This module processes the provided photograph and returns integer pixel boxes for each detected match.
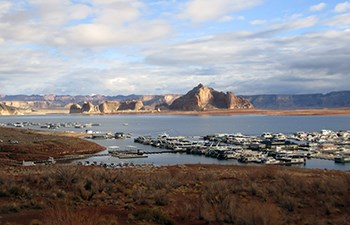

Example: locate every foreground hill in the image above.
[169,84,253,111]
[0,164,349,225]
[0,127,105,165]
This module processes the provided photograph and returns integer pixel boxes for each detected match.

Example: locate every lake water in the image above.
[1,114,350,170]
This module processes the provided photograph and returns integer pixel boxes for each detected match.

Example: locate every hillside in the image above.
[0,164,349,225]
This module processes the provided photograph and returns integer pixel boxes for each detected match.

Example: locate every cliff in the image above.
[169,84,254,111]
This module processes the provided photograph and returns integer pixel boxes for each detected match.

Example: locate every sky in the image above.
[0,0,350,96]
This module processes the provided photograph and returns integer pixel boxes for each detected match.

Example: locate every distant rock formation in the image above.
[3,89,350,111]
[99,101,120,113]
[118,100,144,111]
[69,100,144,114]
[69,102,99,114]
[69,104,82,114]
[169,84,254,111]
[243,91,350,109]
[81,102,100,113]
[0,103,24,115]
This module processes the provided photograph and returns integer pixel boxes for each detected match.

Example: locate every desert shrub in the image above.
[175,200,194,221]
[131,187,149,205]
[200,180,236,222]
[133,208,175,225]
[8,185,32,199]
[54,166,81,187]
[0,203,20,213]
[279,194,297,212]
[154,190,169,206]
[311,178,328,194]
[76,181,96,201]
[0,187,10,197]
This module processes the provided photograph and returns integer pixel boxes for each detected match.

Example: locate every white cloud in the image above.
[309,3,326,12]
[0,1,349,95]
[144,15,350,94]
[334,1,350,13]
[179,0,262,23]
[326,13,350,26]
[250,20,266,25]
[0,0,171,48]
[67,20,170,47]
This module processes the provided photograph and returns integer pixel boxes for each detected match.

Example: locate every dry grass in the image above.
[0,164,349,225]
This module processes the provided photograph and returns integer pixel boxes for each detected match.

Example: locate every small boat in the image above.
[108,146,120,153]
[334,156,350,163]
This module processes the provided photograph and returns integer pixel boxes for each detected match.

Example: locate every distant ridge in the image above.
[242,91,350,110]
[1,90,350,110]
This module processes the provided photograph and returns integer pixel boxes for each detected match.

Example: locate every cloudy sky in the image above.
[0,0,350,95]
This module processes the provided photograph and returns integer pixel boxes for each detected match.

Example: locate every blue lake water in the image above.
[1,114,350,170]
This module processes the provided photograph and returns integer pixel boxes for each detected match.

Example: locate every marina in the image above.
[134,129,350,165]
[1,114,350,170]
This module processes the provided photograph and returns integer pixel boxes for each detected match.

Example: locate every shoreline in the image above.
[20,108,350,116]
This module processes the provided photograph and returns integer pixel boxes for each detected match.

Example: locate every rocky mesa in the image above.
[69,100,144,114]
[169,84,254,111]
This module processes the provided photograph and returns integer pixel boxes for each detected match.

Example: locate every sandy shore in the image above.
[24,108,350,116]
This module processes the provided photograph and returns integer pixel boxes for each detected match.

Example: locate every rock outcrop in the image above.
[69,104,83,114]
[0,103,24,115]
[69,100,144,114]
[169,84,254,111]
[118,101,144,111]
[81,102,100,113]
[98,101,120,113]
[69,102,99,114]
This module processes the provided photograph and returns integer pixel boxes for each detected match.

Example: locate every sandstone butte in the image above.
[169,83,254,111]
